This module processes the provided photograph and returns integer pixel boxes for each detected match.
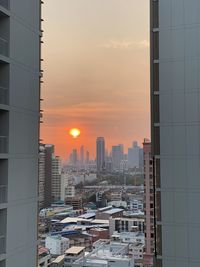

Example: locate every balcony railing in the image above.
[0,235,5,255]
[0,87,8,105]
[0,37,8,57]
[0,0,9,9]
[0,185,7,204]
[0,136,7,153]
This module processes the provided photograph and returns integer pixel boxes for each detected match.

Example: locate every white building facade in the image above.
[45,235,69,256]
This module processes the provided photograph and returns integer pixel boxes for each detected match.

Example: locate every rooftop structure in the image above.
[72,240,134,267]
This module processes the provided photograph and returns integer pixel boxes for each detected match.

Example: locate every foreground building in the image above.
[151,1,200,266]
[143,140,153,267]
[0,1,41,267]
[73,240,134,267]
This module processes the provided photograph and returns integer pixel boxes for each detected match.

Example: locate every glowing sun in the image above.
[69,128,81,138]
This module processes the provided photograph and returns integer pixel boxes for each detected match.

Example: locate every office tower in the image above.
[80,145,84,164]
[143,139,153,267]
[51,155,62,202]
[44,144,54,208]
[127,141,140,169]
[86,150,89,164]
[0,1,41,266]
[96,137,105,174]
[112,144,123,170]
[151,1,200,266]
[39,145,45,210]
[71,149,78,166]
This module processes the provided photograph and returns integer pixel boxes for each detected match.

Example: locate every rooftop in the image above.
[52,255,65,263]
[65,246,85,255]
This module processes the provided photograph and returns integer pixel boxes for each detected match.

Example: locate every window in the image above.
[152,0,159,28]
[153,32,159,60]
[153,94,159,123]
[153,63,159,91]
[154,126,160,155]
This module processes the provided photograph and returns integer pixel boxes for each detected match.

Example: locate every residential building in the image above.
[38,247,51,267]
[150,1,200,266]
[143,139,154,267]
[39,144,46,209]
[109,217,145,235]
[64,247,85,267]
[96,137,105,174]
[45,235,69,256]
[0,1,40,266]
[52,155,62,202]
[44,144,55,207]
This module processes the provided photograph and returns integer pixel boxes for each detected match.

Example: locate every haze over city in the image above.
[41,0,150,158]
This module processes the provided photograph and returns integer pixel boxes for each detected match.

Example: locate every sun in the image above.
[69,128,81,138]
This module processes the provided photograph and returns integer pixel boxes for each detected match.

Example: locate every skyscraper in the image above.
[86,150,90,164]
[96,137,105,174]
[143,139,153,267]
[44,144,54,208]
[112,144,123,171]
[127,141,140,169]
[151,1,200,266]
[0,1,41,266]
[51,155,62,202]
[80,145,84,164]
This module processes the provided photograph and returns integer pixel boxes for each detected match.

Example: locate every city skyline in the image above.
[40,0,150,158]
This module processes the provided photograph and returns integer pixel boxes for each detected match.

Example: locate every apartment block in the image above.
[0,1,41,266]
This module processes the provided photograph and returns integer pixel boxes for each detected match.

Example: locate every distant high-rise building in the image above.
[71,149,78,166]
[128,141,140,169]
[112,145,124,170]
[44,144,54,207]
[86,150,90,164]
[96,137,105,174]
[150,1,200,266]
[0,1,41,266]
[39,145,46,209]
[143,139,153,267]
[80,145,84,164]
[51,155,62,202]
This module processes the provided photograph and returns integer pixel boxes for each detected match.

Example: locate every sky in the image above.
[41,0,150,159]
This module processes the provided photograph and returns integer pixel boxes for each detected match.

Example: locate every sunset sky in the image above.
[41,0,150,159]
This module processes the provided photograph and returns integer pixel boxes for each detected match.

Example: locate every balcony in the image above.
[0,186,7,204]
[0,0,9,10]
[0,235,5,256]
[0,87,7,105]
[0,38,8,57]
[0,136,7,154]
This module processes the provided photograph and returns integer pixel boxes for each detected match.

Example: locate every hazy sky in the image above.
[41,0,150,159]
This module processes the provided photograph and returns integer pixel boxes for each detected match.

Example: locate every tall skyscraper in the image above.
[80,145,84,164]
[127,141,140,169]
[39,144,46,209]
[143,139,153,267]
[51,155,62,202]
[112,144,123,170]
[0,1,41,266]
[86,150,90,164]
[44,144,54,208]
[71,149,78,166]
[151,1,200,266]
[96,137,105,174]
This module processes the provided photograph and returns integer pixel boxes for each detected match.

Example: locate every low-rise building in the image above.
[96,206,124,220]
[38,246,51,267]
[64,246,85,267]
[72,240,134,267]
[45,235,69,256]
[109,217,144,235]
[51,255,65,267]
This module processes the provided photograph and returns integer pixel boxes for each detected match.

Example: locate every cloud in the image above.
[99,39,149,49]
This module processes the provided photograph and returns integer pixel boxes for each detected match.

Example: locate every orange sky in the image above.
[41,0,150,159]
